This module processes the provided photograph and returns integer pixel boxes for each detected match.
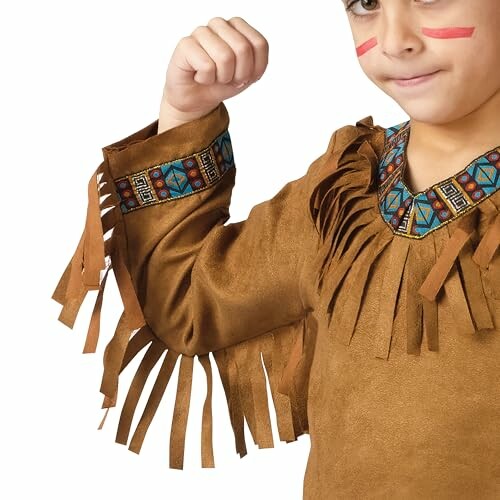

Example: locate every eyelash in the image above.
[345,0,434,19]
[345,0,375,19]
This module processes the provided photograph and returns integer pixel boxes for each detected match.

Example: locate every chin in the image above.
[382,89,445,119]
[401,106,460,126]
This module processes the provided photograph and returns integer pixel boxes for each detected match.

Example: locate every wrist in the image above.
[158,100,218,134]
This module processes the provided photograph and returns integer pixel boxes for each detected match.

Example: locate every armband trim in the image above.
[113,129,234,214]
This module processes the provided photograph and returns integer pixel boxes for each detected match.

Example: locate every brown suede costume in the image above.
[52,102,500,498]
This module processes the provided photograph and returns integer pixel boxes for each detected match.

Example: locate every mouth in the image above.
[389,70,441,87]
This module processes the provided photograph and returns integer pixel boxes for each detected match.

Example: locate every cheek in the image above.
[356,37,377,57]
[421,27,475,39]
[355,26,476,58]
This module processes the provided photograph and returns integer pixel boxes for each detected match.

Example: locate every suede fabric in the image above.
[53,102,499,498]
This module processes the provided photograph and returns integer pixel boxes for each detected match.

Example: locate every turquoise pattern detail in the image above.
[114,129,234,214]
[377,120,500,238]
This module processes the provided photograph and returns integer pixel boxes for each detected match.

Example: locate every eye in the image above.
[345,0,437,20]
[345,0,378,19]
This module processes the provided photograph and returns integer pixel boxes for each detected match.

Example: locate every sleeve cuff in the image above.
[101,102,234,214]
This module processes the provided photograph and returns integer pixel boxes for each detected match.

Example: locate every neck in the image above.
[407,86,500,157]
[404,88,500,193]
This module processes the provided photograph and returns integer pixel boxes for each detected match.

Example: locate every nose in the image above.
[378,7,423,57]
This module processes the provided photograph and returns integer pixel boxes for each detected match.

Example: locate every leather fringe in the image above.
[308,117,499,360]
[53,159,311,468]
[373,237,411,359]
[334,230,393,347]
[418,206,497,333]
[100,319,311,469]
[309,120,392,350]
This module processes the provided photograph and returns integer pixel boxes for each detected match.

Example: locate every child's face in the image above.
[343,0,500,124]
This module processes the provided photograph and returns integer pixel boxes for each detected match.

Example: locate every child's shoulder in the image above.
[305,115,387,185]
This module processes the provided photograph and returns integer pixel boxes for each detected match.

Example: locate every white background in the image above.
[2,1,407,499]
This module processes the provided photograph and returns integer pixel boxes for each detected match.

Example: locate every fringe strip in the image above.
[53,159,311,468]
[97,319,311,469]
[308,119,499,360]
[418,206,498,332]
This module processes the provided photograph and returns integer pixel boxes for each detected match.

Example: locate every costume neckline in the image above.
[376,120,500,239]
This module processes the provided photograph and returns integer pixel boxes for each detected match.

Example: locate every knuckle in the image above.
[228,16,244,23]
[232,41,252,58]
[218,50,235,65]
[191,25,208,35]
[208,16,226,25]
[201,59,216,71]
[255,37,269,51]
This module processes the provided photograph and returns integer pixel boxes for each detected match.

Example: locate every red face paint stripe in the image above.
[421,27,475,39]
[356,37,377,57]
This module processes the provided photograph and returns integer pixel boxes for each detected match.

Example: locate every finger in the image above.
[174,36,217,85]
[190,25,236,84]
[226,17,269,80]
[207,17,256,85]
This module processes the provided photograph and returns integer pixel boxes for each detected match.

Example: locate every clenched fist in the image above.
[158,17,269,133]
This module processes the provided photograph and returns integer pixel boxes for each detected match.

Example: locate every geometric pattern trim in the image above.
[377,120,500,238]
[113,129,234,214]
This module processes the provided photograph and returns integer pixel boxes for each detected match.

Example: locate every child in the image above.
[52,5,500,499]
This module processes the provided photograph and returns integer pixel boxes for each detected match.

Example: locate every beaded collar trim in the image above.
[377,120,500,239]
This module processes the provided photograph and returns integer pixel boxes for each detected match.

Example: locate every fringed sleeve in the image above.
[52,101,328,468]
